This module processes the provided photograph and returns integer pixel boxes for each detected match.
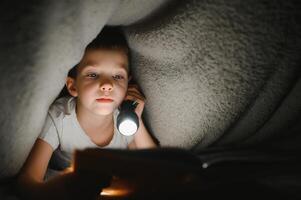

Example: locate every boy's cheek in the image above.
[123,91,128,100]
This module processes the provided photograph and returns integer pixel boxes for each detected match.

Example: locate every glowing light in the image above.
[63,166,74,173]
[100,188,131,197]
[100,177,134,197]
[118,119,138,136]
[202,163,209,169]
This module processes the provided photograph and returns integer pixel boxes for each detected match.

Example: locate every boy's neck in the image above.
[75,102,114,131]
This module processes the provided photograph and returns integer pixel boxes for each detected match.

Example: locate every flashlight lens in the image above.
[119,119,138,136]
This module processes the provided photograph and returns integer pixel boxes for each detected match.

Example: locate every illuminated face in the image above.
[69,49,129,116]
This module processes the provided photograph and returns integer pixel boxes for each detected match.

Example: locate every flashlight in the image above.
[117,100,139,136]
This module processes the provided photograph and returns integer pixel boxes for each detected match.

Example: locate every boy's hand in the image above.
[124,84,146,119]
[45,171,111,200]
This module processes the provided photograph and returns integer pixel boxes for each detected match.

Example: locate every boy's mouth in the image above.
[97,98,114,103]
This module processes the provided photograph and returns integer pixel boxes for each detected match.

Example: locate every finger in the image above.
[124,95,145,105]
[127,91,146,100]
[127,86,146,98]
[125,95,144,103]
[127,91,145,99]
[127,87,142,94]
[128,84,140,89]
[126,91,145,100]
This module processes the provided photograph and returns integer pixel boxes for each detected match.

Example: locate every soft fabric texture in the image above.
[0,0,301,182]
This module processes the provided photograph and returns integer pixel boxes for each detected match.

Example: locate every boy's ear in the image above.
[66,77,78,97]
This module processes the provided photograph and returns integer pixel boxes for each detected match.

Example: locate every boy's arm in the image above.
[18,139,53,183]
[128,119,157,149]
[17,139,110,200]
[17,138,54,199]
[125,84,158,149]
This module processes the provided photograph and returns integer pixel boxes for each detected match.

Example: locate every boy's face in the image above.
[67,49,130,116]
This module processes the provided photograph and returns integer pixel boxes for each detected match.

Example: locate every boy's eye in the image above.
[86,73,98,78]
[113,75,124,80]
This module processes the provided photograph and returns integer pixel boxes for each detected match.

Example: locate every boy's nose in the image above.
[100,81,113,91]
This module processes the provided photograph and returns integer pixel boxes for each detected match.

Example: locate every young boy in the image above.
[17,26,157,199]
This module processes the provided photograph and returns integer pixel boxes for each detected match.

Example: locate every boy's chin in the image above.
[93,107,115,116]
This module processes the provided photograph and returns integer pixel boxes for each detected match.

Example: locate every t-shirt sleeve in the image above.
[38,113,60,150]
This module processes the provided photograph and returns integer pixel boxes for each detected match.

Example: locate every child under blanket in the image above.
[17,26,157,200]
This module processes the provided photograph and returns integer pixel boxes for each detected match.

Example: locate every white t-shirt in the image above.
[39,96,134,169]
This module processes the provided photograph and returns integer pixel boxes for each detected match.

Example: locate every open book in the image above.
[73,147,202,176]
[71,147,301,199]
[72,148,203,199]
